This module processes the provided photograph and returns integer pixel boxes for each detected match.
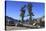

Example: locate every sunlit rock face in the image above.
[41,16,45,21]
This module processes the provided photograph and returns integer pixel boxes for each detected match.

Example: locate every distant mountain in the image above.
[5,16,19,23]
[36,16,45,21]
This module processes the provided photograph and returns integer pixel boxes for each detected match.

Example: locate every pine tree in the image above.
[27,3,34,24]
[20,5,26,23]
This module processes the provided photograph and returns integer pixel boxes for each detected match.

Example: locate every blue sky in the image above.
[6,1,45,20]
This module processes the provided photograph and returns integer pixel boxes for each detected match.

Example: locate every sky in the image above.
[6,1,45,20]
